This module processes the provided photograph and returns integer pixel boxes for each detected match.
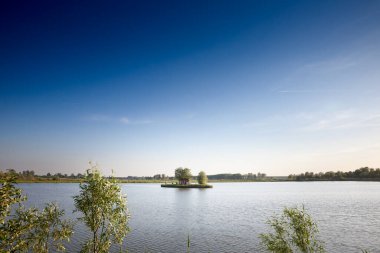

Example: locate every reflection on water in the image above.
[20,182,380,253]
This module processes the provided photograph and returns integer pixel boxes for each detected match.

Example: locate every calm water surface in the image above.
[20,182,380,253]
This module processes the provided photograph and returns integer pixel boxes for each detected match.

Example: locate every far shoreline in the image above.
[14,178,380,184]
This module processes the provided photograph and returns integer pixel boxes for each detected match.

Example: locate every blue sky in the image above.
[1,1,380,176]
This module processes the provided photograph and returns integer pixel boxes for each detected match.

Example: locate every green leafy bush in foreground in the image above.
[260,206,325,253]
[73,164,130,253]
[0,175,73,252]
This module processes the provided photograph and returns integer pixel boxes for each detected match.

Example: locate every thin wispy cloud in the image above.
[277,89,341,94]
[135,120,153,124]
[300,57,358,74]
[120,117,130,125]
[184,113,197,120]
[86,115,153,125]
[120,117,153,125]
[89,113,194,126]
[305,143,380,158]
[86,114,111,122]
[301,110,380,132]
[243,110,380,133]
[272,53,363,94]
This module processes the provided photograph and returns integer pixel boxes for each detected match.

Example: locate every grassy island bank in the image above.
[161,184,213,188]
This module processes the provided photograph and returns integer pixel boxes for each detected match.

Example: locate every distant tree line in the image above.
[0,169,85,181]
[1,169,268,182]
[0,169,36,180]
[116,175,172,181]
[288,167,380,181]
[153,174,168,180]
[207,172,266,180]
[117,172,267,181]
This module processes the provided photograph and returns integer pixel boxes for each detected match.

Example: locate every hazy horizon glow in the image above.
[1,1,380,176]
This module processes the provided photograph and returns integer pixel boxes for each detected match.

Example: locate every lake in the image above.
[20,182,380,253]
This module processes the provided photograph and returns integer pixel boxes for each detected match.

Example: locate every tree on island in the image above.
[197,171,208,185]
[175,167,192,185]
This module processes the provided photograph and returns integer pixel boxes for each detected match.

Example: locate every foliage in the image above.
[288,167,380,181]
[197,171,208,185]
[260,206,325,253]
[0,169,86,182]
[175,168,192,183]
[0,176,73,253]
[0,175,35,252]
[0,174,23,224]
[0,204,36,252]
[29,203,74,252]
[207,173,266,180]
[207,173,244,180]
[73,164,130,253]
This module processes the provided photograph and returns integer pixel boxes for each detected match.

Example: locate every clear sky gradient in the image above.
[1,1,380,176]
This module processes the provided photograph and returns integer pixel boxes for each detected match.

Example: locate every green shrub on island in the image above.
[197,171,208,185]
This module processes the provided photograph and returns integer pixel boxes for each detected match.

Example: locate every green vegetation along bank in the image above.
[2,167,380,184]
[288,167,380,181]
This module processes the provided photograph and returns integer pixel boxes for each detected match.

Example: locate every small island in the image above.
[161,168,213,188]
